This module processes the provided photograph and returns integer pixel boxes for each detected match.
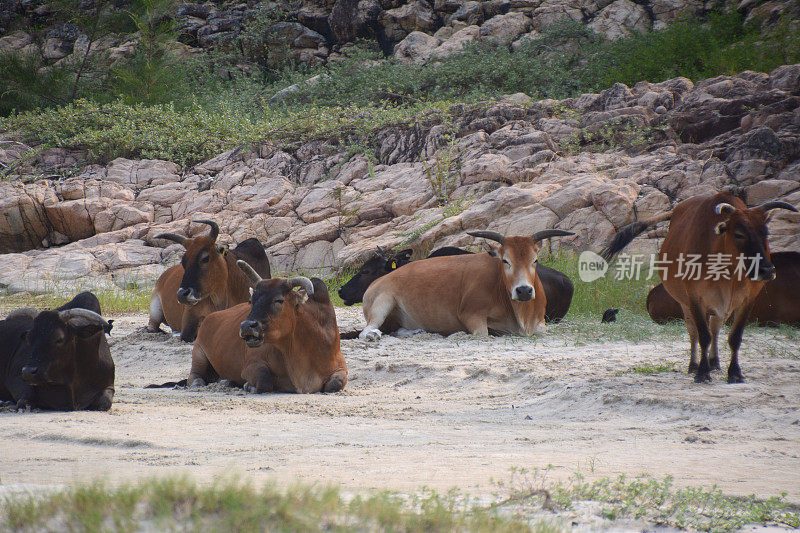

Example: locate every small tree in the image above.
[111,0,183,104]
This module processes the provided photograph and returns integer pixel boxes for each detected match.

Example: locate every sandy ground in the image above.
[1,307,799,503]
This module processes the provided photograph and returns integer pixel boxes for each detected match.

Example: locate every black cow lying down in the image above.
[0,292,115,411]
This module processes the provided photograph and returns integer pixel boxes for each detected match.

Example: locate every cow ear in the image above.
[485,243,499,257]
[714,221,727,235]
[385,260,397,272]
[217,245,228,256]
[75,324,104,339]
[249,287,254,297]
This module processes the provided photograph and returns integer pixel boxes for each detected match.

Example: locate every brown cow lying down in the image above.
[359,229,573,340]
[647,251,800,327]
[0,292,114,411]
[187,262,346,393]
[149,220,270,342]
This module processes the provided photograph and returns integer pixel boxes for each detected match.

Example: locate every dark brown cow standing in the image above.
[0,292,115,411]
[188,262,346,393]
[149,220,270,342]
[647,251,800,327]
[602,192,797,383]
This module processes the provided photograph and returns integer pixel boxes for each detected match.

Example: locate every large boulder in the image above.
[588,0,650,39]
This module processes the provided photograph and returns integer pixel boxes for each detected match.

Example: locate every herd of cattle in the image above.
[0,192,797,411]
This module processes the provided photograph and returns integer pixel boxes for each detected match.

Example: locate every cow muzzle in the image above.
[755,264,776,282]
[21,365,43,384]
[513,285,534,302]
[176,287,201,306]
[239,320,264,347]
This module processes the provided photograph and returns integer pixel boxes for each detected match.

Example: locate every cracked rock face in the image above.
[2,65,800,292]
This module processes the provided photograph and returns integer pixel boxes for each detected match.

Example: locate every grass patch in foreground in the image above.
[0,287,152,316]
[2,476,534,532]
[4,472,799,532]
[501,468,800,532]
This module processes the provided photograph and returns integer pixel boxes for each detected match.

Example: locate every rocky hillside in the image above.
[1,64,799,292]
[1,0,796,73]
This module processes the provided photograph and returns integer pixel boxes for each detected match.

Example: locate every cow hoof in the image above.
[396,328,424,338]
[323,376,345,393]
[687,362,698,374]
[710,357,721,370]
[727,374,744,384]
[189,378,206,389]
[359,328,382,342]
[171,332,181,338]
[218,379,234,388]
[243,382,255,393]
[694,372,712,383]
[16,399,31,411]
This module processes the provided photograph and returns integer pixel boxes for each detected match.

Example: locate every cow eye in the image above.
[502,259,510,266]
[201,255,210,263]
[54,337,65,345]
[274,299,284,305]
[734,232,746,240]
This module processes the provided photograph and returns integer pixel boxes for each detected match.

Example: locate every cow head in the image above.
[155,220,229,306]
[713,199,797,282]
[20,308,111,386]
[468,229,574,302]
[337,247,413,306]
[236,260,315,348]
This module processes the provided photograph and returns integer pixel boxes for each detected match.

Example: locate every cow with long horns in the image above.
[0,292,115,411]
[188,261,346,393]
[149,220,270,342]
[601,192,797,383]
[359,229,574,340]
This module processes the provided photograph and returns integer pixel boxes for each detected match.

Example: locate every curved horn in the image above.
[193,219,219,243]
[758,201,798,213]
[467,230,505,244]
[6,307,38,320]
[532,229,575,242]
[58,308,111,329]
[237,260,263,285]
[288,276,314,295]
[715,203,736,216]
[154,232,187,246]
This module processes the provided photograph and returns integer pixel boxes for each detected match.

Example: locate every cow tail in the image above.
[145,379,188,389]
[600,211,672,261]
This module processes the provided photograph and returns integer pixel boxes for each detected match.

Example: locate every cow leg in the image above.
[322,370,347,393]
[180,310,201,343]
[681,305,699,373]
[242,363,274,393]
[360,293,395,342]
[726,304,753,384]
[188,344,214,388]
[708,312,723,371]
[88,388,115,411]
[689,303,712,383]
[459,313,489,336]
[147,293,165,333]
[8,379,35,410]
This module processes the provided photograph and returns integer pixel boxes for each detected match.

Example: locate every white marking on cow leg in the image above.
[396,328,424,338]
[361,292,394,342]
[532,321,547,335]
[360,328,382,341]
[148,294,164,332]
[189,378,206,389]
[172,332,181,338]
[243,382,256,393]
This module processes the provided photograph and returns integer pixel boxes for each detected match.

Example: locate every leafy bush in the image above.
[0,98,456,167]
